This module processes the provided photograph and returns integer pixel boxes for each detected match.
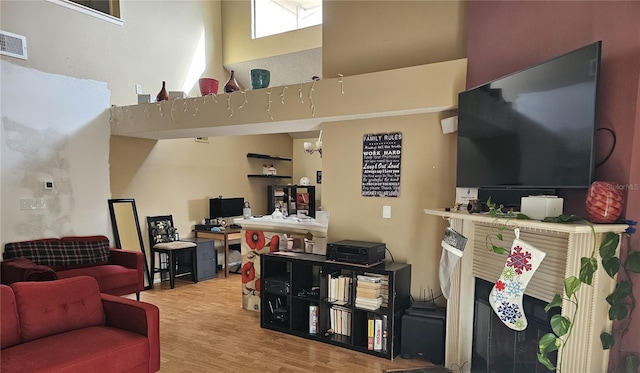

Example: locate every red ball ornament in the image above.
[585,181,624,223]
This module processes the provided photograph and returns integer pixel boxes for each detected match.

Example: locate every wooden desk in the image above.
[193,229,241,277]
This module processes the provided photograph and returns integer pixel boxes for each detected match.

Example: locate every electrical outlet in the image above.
[135,84,143,94]
[383,205,391,219]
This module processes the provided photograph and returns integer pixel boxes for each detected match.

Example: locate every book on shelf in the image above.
[364,272,389,307]
[328,271,338,302]
[381,314,388,353]
[374,314,383,351]
[357,274,382,283]
[328,272,351,306]
[367,313,375,350]
[309,305,318,334]
[337,276,345,303]
[330,305,351,337]
[355,297,382,311]
[356,287,381,298]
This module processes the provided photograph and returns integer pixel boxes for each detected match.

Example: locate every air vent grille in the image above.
[0,30,27,60]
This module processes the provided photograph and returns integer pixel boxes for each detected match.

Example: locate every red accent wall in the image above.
[466,1,640,369]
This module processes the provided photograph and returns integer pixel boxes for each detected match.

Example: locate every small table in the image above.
[152,241,198,289]
[193,228,242,277]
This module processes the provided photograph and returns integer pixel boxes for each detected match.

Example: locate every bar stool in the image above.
[147,215,197,289]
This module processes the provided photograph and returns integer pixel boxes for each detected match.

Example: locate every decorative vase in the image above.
[224,70,240,93]
[156,81,169,102]
[250,69,270,89]
[585,181,624,223]
[198,78,219,96]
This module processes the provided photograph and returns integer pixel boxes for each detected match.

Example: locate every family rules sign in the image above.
[362,132,402,197]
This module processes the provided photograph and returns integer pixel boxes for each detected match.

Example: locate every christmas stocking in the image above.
[439,227,467,300]
[489,236,546,331]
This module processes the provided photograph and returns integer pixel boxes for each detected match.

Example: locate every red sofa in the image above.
[1,276,160,373]
[2,235,144,299]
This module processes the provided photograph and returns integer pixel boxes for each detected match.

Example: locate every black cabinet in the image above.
[260,252,411,359]
[267,185,316,218]
[180,238,217,281]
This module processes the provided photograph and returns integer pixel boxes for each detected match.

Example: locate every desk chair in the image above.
[147,215,197,289]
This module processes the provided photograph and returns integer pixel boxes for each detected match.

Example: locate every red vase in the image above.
[198,78,219,96]
[585,181,624,223]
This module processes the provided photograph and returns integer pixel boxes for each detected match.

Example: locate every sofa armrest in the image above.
[109,248,143,269]
[101,293,160,373]
[109,249,145,291]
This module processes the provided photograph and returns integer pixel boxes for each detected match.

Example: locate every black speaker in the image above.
[400,307,446,365]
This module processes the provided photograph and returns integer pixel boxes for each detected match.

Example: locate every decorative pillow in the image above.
[59,236,110,266]
[3,239,61,265]
[3,237,110,268]
[150,220,176,245]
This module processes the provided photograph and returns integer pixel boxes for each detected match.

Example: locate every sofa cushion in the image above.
[0,326,150,373]
[56,265,139,293]
[0,285,21,349]
[11,276,105,342]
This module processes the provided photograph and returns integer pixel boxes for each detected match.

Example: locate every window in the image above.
[46,0,122,24]
[252,0,322,39]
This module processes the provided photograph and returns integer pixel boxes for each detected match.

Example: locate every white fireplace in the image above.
[424,209,628,373]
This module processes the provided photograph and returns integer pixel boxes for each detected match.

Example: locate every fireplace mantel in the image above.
[424,209,628,373]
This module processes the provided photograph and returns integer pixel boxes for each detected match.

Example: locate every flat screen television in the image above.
[210,197,244,219]
[456,41,602,194]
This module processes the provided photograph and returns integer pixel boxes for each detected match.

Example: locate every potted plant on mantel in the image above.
[484,200,639,373]
[536,216,638,373]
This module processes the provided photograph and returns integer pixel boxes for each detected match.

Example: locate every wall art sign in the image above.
[362,132,402,197]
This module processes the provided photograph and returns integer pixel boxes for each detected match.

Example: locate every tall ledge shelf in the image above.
[109,59,467,140]
[423,209,628,373]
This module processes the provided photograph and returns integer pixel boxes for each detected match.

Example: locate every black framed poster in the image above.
[362,132,402,197]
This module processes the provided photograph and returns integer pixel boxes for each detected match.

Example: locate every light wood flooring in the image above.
[130,274,438,373]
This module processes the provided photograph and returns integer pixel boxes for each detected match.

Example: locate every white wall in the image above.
[1,60,112,245]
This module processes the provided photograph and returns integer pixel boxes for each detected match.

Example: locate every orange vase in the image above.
[585,181,624,223]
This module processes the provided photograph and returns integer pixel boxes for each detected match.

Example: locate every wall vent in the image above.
[0,30,28,60]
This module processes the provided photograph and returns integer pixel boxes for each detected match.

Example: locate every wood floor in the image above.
[130,274,438,373]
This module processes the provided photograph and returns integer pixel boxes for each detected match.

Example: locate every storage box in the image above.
[520,196,563,220]
[262,165,277,175]
[169,91,187,100]
[138,94,152,104]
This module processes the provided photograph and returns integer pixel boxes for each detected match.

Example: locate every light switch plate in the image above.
[383,205,391,219]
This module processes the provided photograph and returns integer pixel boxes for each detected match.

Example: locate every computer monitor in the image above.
[209,197,244,219]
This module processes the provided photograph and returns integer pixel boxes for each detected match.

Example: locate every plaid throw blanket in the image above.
[3,236,110,267]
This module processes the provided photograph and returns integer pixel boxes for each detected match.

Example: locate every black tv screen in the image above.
[210,197,244,219]
[456,41,601,189]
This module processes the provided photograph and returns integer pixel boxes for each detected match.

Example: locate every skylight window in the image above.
[252,0,322,39]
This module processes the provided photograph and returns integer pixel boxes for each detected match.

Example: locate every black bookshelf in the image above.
[260,252,411,360]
